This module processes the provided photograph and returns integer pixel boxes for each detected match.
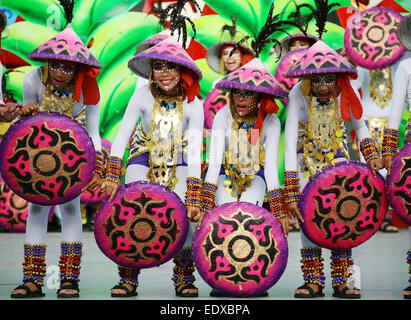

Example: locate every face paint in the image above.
[151,59,181,95]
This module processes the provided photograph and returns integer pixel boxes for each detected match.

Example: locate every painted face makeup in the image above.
[310,73,338,101]
[232,88,260,117]
[222,46,242,73]
[151,59,181,95]
[48,60,77,87]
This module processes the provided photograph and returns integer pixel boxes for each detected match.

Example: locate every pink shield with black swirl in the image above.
[344,7,406,70]
[94,181,188,269]
[299,161,388,249]
[0,112,96,206]
[387,143,411,226]
[203,88,229,129]
[193,202,288,297]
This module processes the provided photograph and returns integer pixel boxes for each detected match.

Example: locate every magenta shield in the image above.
[203,88,229,129]
[299,161,388,249]
[94,181,189,269]
[386,143,411,226]
[193,202,288,297]
[0,112,96,206]
[344,7,406,69]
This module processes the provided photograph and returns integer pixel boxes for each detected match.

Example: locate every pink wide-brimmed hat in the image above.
[28,24,102,69]
[135,29,172,55]
[206,40,255,74]
[216,58,286,100]
[286,40,357,78]
[128,37,202,81]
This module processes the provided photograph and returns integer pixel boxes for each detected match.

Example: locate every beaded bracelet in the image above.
[95,151,105,178]
[381,128,399,157]
[267,188,287,219]
[283,170,300,203]
[104,156,123,185]
[201,181,218,214]
[185,177,203,208]
[359,138,380,163]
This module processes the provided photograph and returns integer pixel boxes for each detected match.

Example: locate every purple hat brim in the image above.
[128,52,203,81]
[206,41,255,74]
[216,80,287,100]
[28,52,102,69]
[286,68,357,78]
[397,14,411,51]
[277,33,318,57]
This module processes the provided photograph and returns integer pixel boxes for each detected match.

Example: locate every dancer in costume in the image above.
[381,14,411,299]
[10,0,103,298]
[0,11,19,127]
[283,0,384,299]
[101,36,204,298]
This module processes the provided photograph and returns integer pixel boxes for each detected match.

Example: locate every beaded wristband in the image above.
[359,137,380,163]
[283,170,300,203]
[185,177,202,208]
[95,151,105,178]
[104,156,123,185]
[201,181,218,214]
[381,128,399,157]
[267,188,287,219]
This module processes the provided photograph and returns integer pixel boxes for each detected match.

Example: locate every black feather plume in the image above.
[58,0,75,26]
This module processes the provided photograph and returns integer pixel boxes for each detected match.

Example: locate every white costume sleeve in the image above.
[185,97,204,179]
[284,84,304,172]
[22,68,41,106]
[351,67,366,91]
[348,84,371,143]
[109,86,143,158]
[387,58,411,129]
[263,115,281,190]
[204,107,227,185]
[85,103,102,152]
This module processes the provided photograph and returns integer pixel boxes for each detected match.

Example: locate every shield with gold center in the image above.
[193,202,288,297]
[0,112,95,205]
[386,143,411,226]
[94,181,188,268]
[299,161,387,249]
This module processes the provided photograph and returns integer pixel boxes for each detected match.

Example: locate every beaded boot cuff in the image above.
[172,248,196,287]
[330,248,354,288]
[59,242,82,283]
[300,247,325,288]
[22,243,47,287]
[185,177,202,208]
[118,266,141,287]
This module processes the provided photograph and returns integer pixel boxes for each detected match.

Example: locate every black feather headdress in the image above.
[58,0,75,27]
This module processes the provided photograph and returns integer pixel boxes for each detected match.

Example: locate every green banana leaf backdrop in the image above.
[1,0,410,186]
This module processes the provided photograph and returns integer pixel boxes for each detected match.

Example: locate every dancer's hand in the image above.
[287,201,304,223]
[82,173,102,192]
[368,158,384,177]
[382,155,394,176]
[19,102,38,117]
[278,216,290,238]
[195,211,208,230]
[186,205,201,222]
[101,180,119,202]
[0,104,20,122]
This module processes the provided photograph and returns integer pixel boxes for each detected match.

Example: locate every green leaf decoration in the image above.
[3,66,36,103]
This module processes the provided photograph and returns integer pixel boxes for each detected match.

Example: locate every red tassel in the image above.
[180,69,200,103]
[253,94,279,144]
[338,74,362,121]
[74,65,100,105]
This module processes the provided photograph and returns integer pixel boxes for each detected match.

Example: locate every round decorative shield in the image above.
[386,143,411,226]
[274,48,307,95]
[80,138,111,205]
[344,7,406,69]
[0,176,55,232]
[0,112,96,206]
[299,161,388,249]
[193,202,288,297]
[203,88,229,129]
[94,181,189,269]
